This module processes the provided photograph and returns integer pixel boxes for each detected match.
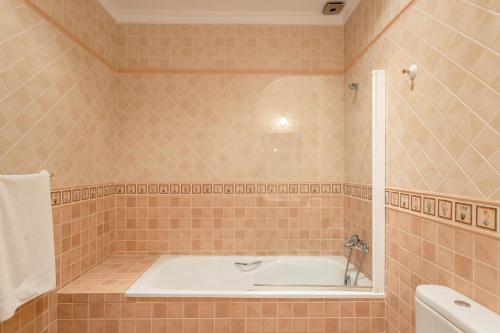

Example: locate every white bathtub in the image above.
[126,256,381,298]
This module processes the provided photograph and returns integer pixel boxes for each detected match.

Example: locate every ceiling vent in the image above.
[323,1,345,15]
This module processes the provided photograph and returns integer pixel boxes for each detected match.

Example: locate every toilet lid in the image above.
[416,285,500,333]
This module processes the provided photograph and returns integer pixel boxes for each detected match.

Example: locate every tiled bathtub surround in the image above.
[0,292,57,333]
[58,255,158,294]
[344,195,373,280]
[52,192,116,287]
[56,255,386,333]
[56,295,385,333]
[385,208,500,331]
[113,183,345,256]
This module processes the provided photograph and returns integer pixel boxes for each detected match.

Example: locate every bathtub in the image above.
[126,256,381,298]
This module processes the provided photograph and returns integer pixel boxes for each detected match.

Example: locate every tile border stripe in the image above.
[385,188,499,234]
[49,182,499,234]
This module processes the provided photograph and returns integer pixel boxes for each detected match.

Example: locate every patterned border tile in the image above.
[437,199,452,220]
[112,182,344,196]
[50,184,115,206]
[476,205,497,231]
[390,192,399,207]
[455,202,472,225]
[386,188,499,234]
[344,183,372,201]
[50,182,498,236]
[411,195,422,212]
[400,193,409,209]
[423,197,436,216]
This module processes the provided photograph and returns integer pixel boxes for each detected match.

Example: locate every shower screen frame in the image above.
[371,70,386,293]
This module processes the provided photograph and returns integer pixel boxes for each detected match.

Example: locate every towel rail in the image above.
[2,171,54,177]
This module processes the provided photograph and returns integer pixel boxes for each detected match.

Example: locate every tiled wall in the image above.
[385,208,499,331]
[0,292,57,333]
[344,60,372,186]
[344,0,413,67]
[343,55,373,279]
[52,193,116,287]
[0,189,116,333]
[0,1,116,331]
[344,195,373,280]
[342,53,373,280]
[114,74,345,182]
[346,0,500,200]
[114,24,344,73]
[25,0,117,67]
[113,183,345,256]
[4,1,499,333]
[0,0,116,189]
[56,294,386,333]
[344,0,500,330]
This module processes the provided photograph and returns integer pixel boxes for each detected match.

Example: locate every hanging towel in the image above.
[0,170,55,321]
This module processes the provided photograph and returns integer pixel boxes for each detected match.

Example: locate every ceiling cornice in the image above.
[98,0,359,26]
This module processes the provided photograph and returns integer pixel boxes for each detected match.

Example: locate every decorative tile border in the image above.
[50,182,344,206]
[385,188,499,234]
[50,184,116,206]
[51,182,499,234]
[343,183,372,201]
[114,182,343,196]
[50,181,372,206]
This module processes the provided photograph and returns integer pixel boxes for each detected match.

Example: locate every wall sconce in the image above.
[279,117,288,127]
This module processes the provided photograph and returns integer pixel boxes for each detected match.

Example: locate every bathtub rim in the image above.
[125,289,386,299]
[126,255,383,299]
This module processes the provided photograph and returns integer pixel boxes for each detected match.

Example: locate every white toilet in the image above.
[416,285,499,333]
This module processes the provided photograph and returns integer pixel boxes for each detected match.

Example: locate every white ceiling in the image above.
[98,0,360,25]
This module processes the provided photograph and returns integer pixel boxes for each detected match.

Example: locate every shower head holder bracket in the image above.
[402,64,418,90]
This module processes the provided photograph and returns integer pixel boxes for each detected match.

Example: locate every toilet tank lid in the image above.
[416,285,500,333]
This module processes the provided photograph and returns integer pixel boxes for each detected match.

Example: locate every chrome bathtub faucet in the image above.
[343,235,370,287]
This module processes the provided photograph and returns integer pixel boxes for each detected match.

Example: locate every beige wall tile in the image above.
[346,0,500,200]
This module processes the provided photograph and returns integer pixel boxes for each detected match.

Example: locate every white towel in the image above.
[0,171,55,321]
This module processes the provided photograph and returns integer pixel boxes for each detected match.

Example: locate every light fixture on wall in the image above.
[279,117,288,127]
[402,64,418,90]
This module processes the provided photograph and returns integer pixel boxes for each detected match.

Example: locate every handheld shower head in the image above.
[348,83,358,90]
